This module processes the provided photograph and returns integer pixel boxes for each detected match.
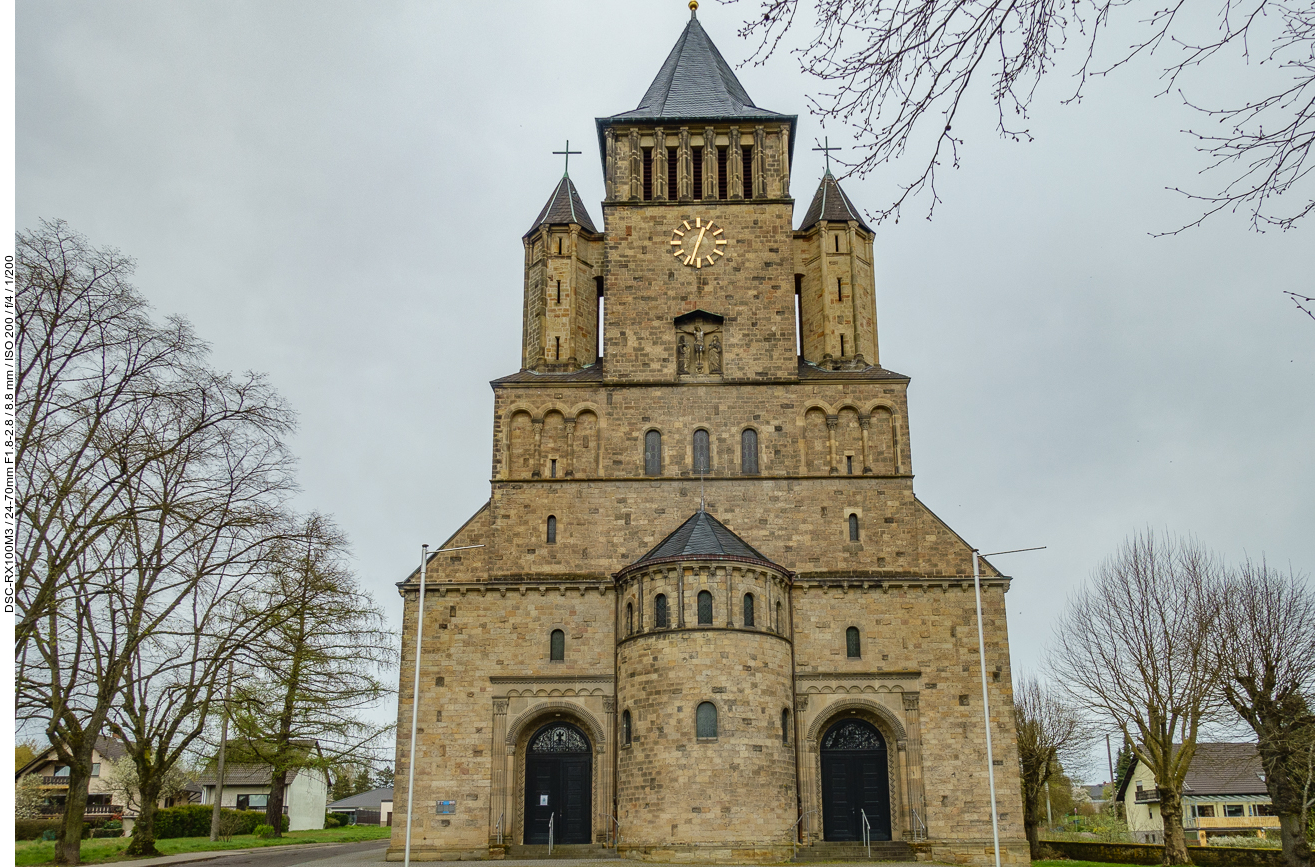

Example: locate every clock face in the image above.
[670,218,727,269]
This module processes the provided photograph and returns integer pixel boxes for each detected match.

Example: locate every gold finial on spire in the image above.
[689,0,698,13]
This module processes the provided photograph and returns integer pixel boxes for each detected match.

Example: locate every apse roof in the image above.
[603,13,787,123]
[625,509,783,574]
[797,171,872,232]
[525,175,598,237]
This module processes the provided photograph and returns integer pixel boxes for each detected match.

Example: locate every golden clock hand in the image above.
[691,224,709,264]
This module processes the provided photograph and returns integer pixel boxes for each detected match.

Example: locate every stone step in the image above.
[505,843,620,859]
[792,841,918,862]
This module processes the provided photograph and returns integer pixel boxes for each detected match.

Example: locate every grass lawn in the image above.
[15,824,392,866]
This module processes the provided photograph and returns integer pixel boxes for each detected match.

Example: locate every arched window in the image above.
[743,593,755,627]
[622,710,632,745]
[626,602,634,635]
[846,626,861,658]
[550,629,565,661]
[546,515,557,544]
[782,708,791,744]
[693,429,710,474]
[697,590,713,625]
[848,513,860,542]
[741,428,759,475]
[654,593,669,628]
[696,702,718,738]
[644,430,662,475]
[776,601,783,632]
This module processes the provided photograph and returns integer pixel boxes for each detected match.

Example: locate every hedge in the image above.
[14,818,117,842]
[152,805,287,839]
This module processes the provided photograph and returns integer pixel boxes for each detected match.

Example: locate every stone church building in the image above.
[390,8,1025,864]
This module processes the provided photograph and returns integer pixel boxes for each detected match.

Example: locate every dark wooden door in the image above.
[523,723,592,844]
[820,719,892,842]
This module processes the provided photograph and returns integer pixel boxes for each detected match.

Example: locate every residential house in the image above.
[327,786,393,826]
[15,737,128,822]
[1115,743,1278,844]
[195,741,328,832]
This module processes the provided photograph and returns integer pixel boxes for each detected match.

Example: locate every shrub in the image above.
[324,814,342,828]
[14,818,120,841]
[90,828,123,838]
[253,823,275,839]
[152,805,283,838]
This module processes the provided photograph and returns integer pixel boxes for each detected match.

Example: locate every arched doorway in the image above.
[523,722,592,844]
[820,718,892,842]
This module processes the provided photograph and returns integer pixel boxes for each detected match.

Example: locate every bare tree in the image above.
[736,0,1315,231]
[1014,674,1091,858]
[14,220,296,865]
[1214,559,1315,867]
[226,514,396,837]
[1051,530,1227,865]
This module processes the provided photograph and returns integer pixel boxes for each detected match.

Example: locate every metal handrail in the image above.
[861,809,871,861]
[607,815,622,850]
[495,812,504,846]
[911,808,927,843]
[789,810,818,858]
[548,812,554,856]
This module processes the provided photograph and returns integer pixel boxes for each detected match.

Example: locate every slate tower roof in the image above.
[525,175,599,237]
[620,509,785,574]
[797,171,872,233]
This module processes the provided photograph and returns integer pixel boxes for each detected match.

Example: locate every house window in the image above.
[696,702,718,739]
[848,513,860,542]
[741,428,759,474]
[782,708,791,744]
[693,429,710,474]
[546,515,557,543]
[1225,804,1244,818]
[550,629,565,661]
[1254,804,1275,816]
[1195,804,1215,818]
[846,626,861,658]
[90,763,100,777]
[697,590,713,625]
[622,710,632,745]
[237,794,268,810]
[626,602,634,635]
[743,593,755,627]
[655,593,669,628]
[644,430,662,475]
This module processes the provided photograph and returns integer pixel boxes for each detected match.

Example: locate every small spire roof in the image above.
[797,171,872,233]
[525,175,598,237]
[627,509,781,571]
[603,13,786,122]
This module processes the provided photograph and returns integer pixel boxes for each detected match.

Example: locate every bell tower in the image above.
[521,171,603,371]
[795,171,880,368]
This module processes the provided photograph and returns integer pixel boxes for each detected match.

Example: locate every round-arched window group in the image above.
[617,702,795,744]
[626,588,782,633]
[642,427,761,476]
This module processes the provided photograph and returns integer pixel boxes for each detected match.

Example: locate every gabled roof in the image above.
[622,509,783,575]
[604,13,787,123]
[797,171,871,233]
[1114,743,1270,802]
[16,736,129,778]
[328,786,394,810]
[525,175,598,237]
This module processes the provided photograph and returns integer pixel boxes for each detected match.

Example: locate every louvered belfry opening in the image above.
[642,147,653,200]
[717,146,728,199]
[692,146,703,200]
[742,146,753,199]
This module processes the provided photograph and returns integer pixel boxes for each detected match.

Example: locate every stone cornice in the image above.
[795,670,920,682]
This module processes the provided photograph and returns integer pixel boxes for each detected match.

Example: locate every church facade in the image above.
[390,9,1025,864]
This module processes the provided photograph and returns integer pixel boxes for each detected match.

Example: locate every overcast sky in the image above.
[17,1,1313,775]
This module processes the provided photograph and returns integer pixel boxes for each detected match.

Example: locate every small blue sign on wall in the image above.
[436,801,456,814]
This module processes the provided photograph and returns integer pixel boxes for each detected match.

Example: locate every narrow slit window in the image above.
[692,146,703,200]
[697,590,713,625]
[546,515,557,543]
[555,336,561,360]
[742,146,753,198]
[642,147,653,201]
[846,626,861,658]
[550,458,558,478]
[775,601,783,632]
[741,428,759,475]
[557,238,563,255]
[835,234,840,252]
[846,455,853,475]
[550,628,565,661]
[840,334,846,357]
[622,710,632,745]
[644,430,662,475]
[654,593,669,628]
[795,276,803,357]
[782,708,791,744]
[696,702,718,738]
[626,602,634,635]
[743,593,755,627]
[667,148,678,198]
[693,429,710,474]
[556,280,561,303]
[849,513,859,541]
[717,146,728,200]
[837,277,843,301]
